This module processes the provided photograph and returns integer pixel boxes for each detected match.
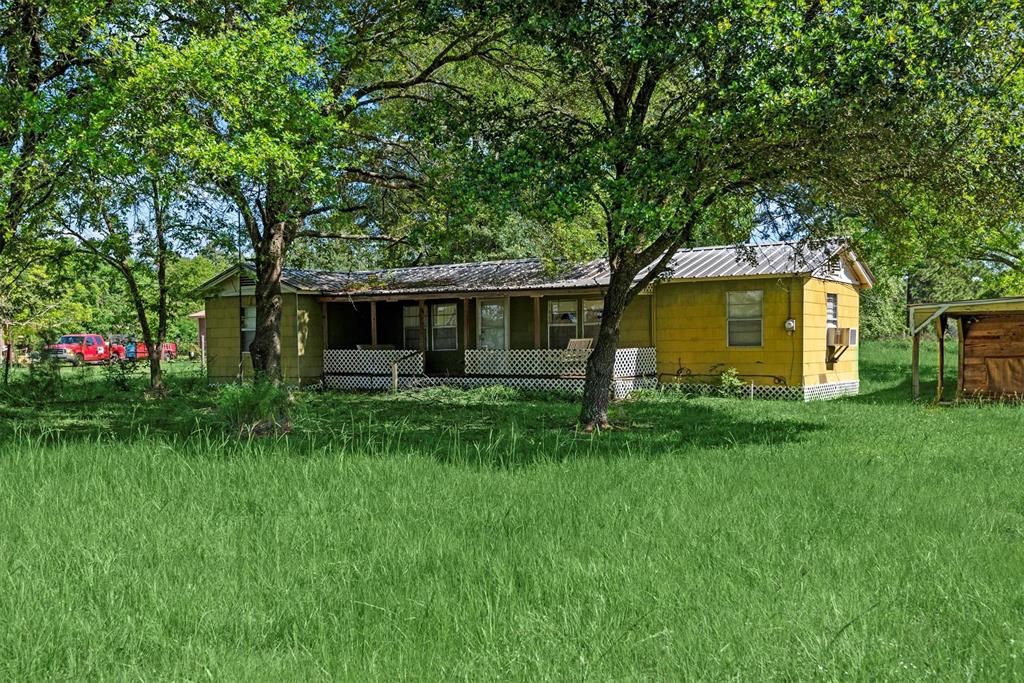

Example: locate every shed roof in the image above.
[201,239,872,298]
[908,296,1024,332]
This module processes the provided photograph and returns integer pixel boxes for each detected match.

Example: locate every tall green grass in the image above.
[0,342,1022,680]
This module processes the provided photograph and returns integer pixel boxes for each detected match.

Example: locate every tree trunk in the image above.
[122,266,161,391]
[250,220,287,382]
[151,178,168,391]
[1,324,9,386]
[580,264,639,429]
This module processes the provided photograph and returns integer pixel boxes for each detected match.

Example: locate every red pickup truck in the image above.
[111,337,178,361]
[45,334,125,365]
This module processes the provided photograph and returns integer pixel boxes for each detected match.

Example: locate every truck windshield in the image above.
[57,335,85,344]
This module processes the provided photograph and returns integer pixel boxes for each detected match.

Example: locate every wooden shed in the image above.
[908,296,1024,400]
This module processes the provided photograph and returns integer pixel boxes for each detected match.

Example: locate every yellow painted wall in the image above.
[654,277,805,386]
[801,279,860,384]
[620,294,653,347]
[206,295,242,381]
[205,289,322,385]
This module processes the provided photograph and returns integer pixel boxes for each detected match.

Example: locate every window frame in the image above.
[826,293,839,328]
[582,299,604,340]
[476,297,509,350]
[431,302,458,351]
[402,305,422,351]
[547,299,579,349]
[726,290,764,348]
[240,306,257,352]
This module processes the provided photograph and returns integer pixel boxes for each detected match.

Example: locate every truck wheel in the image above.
[73,353,84,367]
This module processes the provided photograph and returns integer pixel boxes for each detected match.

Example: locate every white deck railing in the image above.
[323,349,424,375]
[464,347,656,378]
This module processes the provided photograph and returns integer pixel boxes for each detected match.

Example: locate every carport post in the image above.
[911,331,921,400]
[935,317,945,402]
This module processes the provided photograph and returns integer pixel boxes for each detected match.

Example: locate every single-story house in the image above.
[199,239,874,400]
[908,296,1024,400]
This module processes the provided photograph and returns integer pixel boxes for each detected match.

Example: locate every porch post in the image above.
[935,316,945,402]
[418,300,427,352]
[533,296,542,349]
[956,317,965,399]
[321,302,328,350]
[370,300,378,349]
[911,331,921,400]
[463,297,471,349]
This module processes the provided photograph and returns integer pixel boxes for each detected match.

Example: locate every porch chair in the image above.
[560,338,594,378]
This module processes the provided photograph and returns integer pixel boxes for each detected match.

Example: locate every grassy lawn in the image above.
[0,341,1022,680]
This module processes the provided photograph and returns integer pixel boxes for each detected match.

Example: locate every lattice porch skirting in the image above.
[661,380,859,401]
[324,374,657,399]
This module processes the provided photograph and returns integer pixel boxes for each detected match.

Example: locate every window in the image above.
[548,299,578,349]
[826,293,839,328]
[432,303,458,350]
[403,305,422,350]
[825,293,839,366]
[478,299,507,350]
[241,306,256,352]
[726,291,762,347]
[583,299,603,339]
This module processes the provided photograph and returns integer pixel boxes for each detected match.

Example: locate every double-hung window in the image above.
[726,291,763,347]
[403,305,422,350]
[431,303,458,351]
[241,306,256,352]
[583,299,603,339]
[548,300,578,349]
[826,294,839,329]
[825,293,839,365]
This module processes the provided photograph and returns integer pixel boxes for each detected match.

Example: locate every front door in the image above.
[477,298,508,350]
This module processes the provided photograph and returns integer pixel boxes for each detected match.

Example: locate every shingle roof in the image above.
[231,239,862,297]
[280,257,610,295]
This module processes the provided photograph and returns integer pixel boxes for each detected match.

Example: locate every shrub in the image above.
[214,379,292,437]
[717,367,747,398]
[25,339,62,398]
[103,358,144,391]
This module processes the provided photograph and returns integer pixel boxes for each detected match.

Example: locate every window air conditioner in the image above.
[827,327,858,347]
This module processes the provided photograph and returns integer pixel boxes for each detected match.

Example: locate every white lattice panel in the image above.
[612,348,657,377]
[613,377,658,399]
[464,347,656,378]
[662,382,804,401]
[323,350,423,375]
[324,375,425,391]
[324,374,657,398]
[659,380,859,402]
[464,349,589,376]
[803,381,859,401]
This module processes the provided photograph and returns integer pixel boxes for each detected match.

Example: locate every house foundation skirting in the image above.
[659,380,859,401]
[321,375,857,401]
[800,380,860,401]
[323,374,657,399]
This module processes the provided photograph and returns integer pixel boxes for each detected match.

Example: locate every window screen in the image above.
[241,306,256,352]
[727,291,762,347]
[826,294,839,328]
[432,303,457,351]
[403,306,421,350]
[583,299,603,339]
[548,300,578,349]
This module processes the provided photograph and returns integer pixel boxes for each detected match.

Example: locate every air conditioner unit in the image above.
[827,327,858,347]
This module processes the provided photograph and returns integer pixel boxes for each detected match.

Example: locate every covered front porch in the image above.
[319,292,657,396]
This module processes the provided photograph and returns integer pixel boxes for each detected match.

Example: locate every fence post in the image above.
[391,362,399,393]
[749,381,754,400]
